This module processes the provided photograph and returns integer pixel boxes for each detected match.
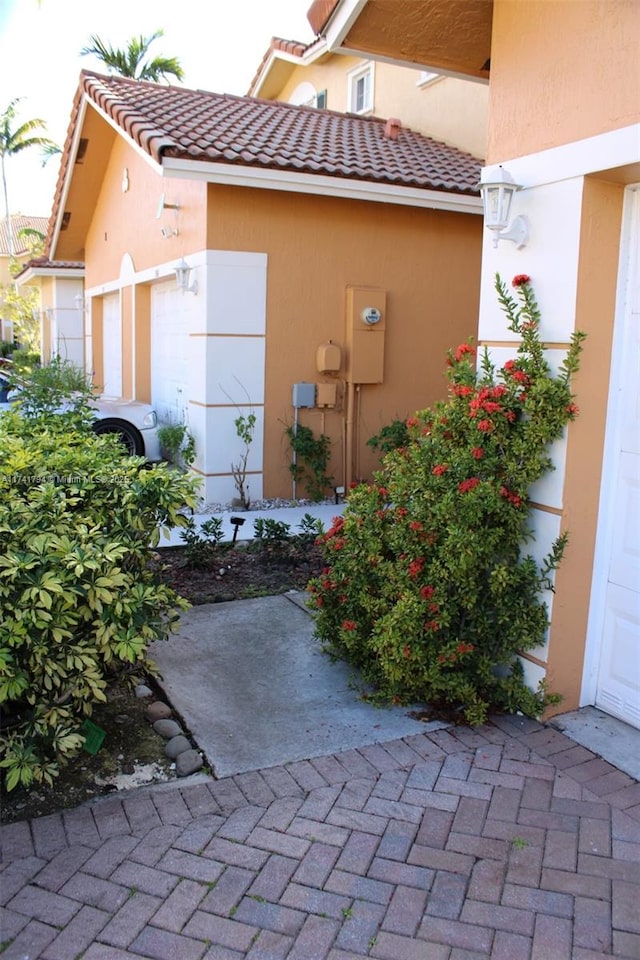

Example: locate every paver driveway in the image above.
[1,715,639,959]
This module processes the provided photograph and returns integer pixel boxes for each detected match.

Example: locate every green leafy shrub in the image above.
[309,275,585,725]
[286,423,333,501]
[367,419,410,454]
[0,384,199,790]
[180,516,225,567]
[157,422,196,469]
[232,412,256,509]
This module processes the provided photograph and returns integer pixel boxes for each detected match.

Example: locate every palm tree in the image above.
[0,99,57,258]
[80,29,184,83]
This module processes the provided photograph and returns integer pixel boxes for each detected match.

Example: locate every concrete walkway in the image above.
[2,714,639,959]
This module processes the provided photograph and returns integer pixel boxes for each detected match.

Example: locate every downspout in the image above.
[345,380,355,489]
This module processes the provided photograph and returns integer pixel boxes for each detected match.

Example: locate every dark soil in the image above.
[151,538,326,605]
[2,539,325,825]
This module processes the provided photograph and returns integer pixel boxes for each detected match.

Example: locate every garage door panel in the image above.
[102,294,122,397]
[151,282,188,423]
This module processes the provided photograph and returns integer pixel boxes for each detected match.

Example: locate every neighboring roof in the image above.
[307,0,340,35]
[14,257,85,284]
[48,71,482,256]
[247,35,328,96]
[0,216,50,257]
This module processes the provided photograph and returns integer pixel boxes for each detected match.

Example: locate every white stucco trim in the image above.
[484,124,640,190]
[580,185,640,708]
[161,158,482,215]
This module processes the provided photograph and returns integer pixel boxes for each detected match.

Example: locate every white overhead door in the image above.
[151,281,188,423]
[595,187,640,729]
[102,294,122,397]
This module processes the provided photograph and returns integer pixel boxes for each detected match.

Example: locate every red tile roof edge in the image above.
[247,34,327,95]
[307,0,340,35]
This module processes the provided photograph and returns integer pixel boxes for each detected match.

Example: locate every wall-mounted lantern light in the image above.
[478,165,529,248]
[174,258,198,295]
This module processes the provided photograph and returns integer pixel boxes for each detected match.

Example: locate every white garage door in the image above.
[102,294,122,397]
[151,281,188,424]
[595,187,640,728]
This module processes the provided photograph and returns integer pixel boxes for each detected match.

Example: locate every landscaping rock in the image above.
[146,701,172,722]
[135,684,154,698]
[165,735,191,759]
[176,749,204,776]
[153,718,182,739]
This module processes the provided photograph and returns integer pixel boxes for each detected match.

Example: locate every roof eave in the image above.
[161,156,482,215]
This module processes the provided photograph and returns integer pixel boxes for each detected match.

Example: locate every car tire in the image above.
[93,418,145,456]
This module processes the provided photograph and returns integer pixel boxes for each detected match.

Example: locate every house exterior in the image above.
[0,214,49,341]
[44,70,484,506]
[248,34,488,158]
[306,0,640,727]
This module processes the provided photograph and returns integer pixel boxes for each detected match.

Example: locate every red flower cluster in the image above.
[436,641,474,665]
[477,420,494,433]
[424,619,439,632]
[454,343,476,363]
[409,521,423,532]
[566,402,579,417]
[420,585,435,600]
[408,557,425,579]
[468,385,508,419]
[432,464,448,476]
[500,486,523,507]
[377,486,389,499]
[471,447,484,460]
[458,477,480,494]
[341,620,357,631]
[406,417,418,428]
[512,274,531,288]
[452,385,474,398]
[402,645,412,659]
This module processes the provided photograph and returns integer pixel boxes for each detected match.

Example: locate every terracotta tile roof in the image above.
[48,71,481,255]
[307,0,340,35]
[13,257,84,280]
[0,215,50,256]
[84,71,480,189]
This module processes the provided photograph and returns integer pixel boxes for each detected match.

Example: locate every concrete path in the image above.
[150,594,447,778]
[2,715,639,959]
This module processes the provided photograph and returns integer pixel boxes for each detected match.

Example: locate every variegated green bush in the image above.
[0,379,199,790]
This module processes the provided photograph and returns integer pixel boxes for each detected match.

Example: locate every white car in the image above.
[0,372,162,461]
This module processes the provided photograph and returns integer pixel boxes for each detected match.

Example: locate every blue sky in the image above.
[0,0,315,216]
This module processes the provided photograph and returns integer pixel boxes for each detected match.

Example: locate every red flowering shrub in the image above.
[309,275,585,724]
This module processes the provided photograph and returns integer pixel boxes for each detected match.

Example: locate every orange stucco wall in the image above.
[206,184,482,498]
[543,177,625,715]
[488,0,640,162]
[83,137,207,288]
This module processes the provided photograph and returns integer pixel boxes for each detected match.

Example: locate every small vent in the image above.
[61,212,71,231]
[75,138,89,164]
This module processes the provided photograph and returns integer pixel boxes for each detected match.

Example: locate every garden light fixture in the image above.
[479,165,529,248]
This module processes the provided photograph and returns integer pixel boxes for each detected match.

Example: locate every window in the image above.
[289,83,328,110]
[348,62,374,114]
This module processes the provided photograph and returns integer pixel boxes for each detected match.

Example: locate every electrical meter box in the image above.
[292,382,316,408]
[316,342,342,374]
[345,286,387,383]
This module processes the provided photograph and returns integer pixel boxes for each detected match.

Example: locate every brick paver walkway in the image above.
[1,715,639,960]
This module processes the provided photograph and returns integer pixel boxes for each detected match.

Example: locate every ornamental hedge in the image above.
[0,365,199,790]
[308,275,585,725]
